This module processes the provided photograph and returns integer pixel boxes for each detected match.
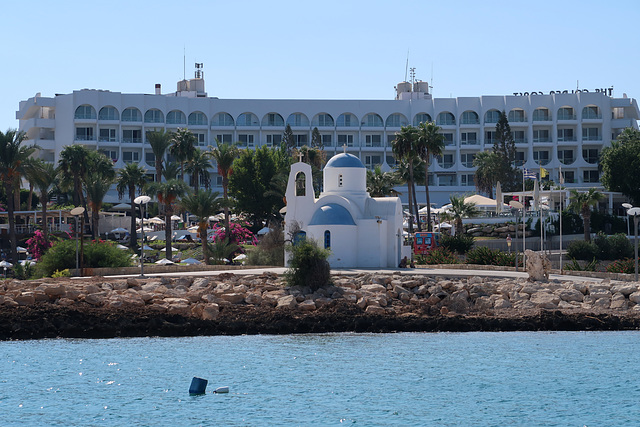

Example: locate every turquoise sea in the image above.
[1,331,639,426]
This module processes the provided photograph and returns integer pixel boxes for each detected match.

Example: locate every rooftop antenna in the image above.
[183,46,186,80]
[195,62,203,79]
[430,62,434,93]
[410,67,416,86]
[404,49,409,82]
[576,80,579,91]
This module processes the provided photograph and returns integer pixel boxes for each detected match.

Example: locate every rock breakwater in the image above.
[1,272,639,340]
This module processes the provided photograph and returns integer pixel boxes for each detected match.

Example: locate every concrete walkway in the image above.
[101,266,607,283]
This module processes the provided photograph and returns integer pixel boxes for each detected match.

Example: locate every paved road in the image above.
[101,266,606,283]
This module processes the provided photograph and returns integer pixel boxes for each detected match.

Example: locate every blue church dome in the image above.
[309,204,356,226]
[325,153,365,169]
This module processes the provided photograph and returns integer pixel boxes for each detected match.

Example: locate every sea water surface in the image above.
[1,331,639,426]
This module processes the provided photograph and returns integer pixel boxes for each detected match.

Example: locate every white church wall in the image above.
[308,225,357,267]
[356,220,388,267]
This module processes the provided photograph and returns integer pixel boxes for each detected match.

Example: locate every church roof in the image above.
[325,153,365,169]
[309,203,356,226]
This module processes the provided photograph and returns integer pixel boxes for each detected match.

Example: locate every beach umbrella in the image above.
[170,215,182,221]
[155,258,174,265]
[16,246,28,253]
[233,254,247,261]
[257,226,270,235]
[110,227,128,234]
[495,181,503,214]
[116,244,129,250]
[142,245,154,251]
[111,203,131,211]
[182,257,202,265]
[148,217,165,224]
[159,247,177,252]
[136,227,153,233]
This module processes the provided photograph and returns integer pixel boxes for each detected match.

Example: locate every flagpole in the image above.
[559,165,563,274]
[523,168,526,266]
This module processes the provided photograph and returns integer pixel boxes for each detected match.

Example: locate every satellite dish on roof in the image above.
[70,207,85,215]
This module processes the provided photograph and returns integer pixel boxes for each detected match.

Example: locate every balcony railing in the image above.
[99,137,119,142]
[557,114,577,120]
[532,115,551,121]
[75,135,95,141]
[557,136,577,142]
[582,136,602,141]
[582,113,602,120]
[514,138,528,144]
[533,137,552,143]
[123,137,142,143]
[584,157,598,164]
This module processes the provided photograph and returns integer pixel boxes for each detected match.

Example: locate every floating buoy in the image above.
[214,386,229,394]
[189,377,208,395]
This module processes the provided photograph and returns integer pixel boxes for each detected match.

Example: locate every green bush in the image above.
[565,257,599,272]
[440,234,475,255]
[566,240,598,261]
[247,227,284,266]
[52,269,71,278]
[284,238,331,291]
[37,239,132,277]
[593,232,611,260]
[416,247,459,265]
[606,258,636,274]
[606,233,633,260]
[466,246,521,267]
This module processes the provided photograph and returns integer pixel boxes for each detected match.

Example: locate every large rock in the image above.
[556,288,584,303]
[299,300,317,311]
[525,250,550,281]
[493,298,512,309]
[530,292,560,309]
[361,284,386,293]
[629,291,640,304]
[192,278,210,289]
[14,292,36,306]
[276,295,297,309]
[245,292,263,305]
[84,292,106,306]
[42,284,66,297]
[611,284,638,296]
[365,305,386,315]
[610,292,628,310]
[219,293,245,304]
[201,303,219,320]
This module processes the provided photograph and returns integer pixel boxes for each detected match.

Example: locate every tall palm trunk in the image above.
[164,208,172,260]
[583,208,591,242]
[199,225,208,262]
[222,176,230,240]
[40,191,48,241]
[407,160,415,235]
[129,188,137,251]
[412,180,421,232]
[425,179,432,232]
[5,182,17,263]
[27,182,34,211]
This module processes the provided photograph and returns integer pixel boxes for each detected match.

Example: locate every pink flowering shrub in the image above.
[209,222,257,245]
[26,230,52,260]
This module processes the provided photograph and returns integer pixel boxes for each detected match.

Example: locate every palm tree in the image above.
[393,156,424,231]
[473,151,503,198]
[367,165,400,197]
[568,188,604,242]
[392,125,420,233]
[208,140,239,239]
[180,189,223,262]
[84,152,116,238]
[170,128,196,181]
[186,148,211,190]
[449,195,480,235]
[162,162,180,181]
[0,129,36,262]
[416,121,445,231]
[117,163,148,250]
[146,179,188,260]
[31,160,58,241]
[147,129,173,183]
[22,157,41,211]
[58,144,92,230]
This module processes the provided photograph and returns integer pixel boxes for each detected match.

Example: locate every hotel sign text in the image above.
[513,87,613,97]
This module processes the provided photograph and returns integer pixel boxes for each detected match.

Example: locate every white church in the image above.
[283,152,406,268]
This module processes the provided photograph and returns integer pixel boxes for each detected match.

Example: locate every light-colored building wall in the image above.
[16,80,640,206]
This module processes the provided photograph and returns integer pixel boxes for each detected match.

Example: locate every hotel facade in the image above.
[16,76,640,207]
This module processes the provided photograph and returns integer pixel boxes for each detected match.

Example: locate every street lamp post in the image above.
[70,207,85,277]
[134,195,151,278]
[506,235,512,253]
[623,203,633,236]
[509,201,523,272]
[627,207,640,281]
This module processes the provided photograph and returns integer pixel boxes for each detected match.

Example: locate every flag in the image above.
[540,167,548,178]
[523,168,536,180]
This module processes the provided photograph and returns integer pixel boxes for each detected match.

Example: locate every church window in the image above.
[293,231,306,246]
[324,230,331,249]
[338,174,343,187]
[295,171,306,196]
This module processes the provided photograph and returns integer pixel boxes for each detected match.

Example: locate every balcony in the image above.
[557,114,576,121]
[122,137,142,144]
[75,135,96,142]
[582,135,602,142]
[460,139,479,146]
[582,112,602,120]
[533,137,552,143]
[557,137,577,142]
[514,138,528,144]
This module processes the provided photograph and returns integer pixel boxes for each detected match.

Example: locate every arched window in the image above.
[362,113,383,127]
[312,113,334,127]
[557,107,576,120]
[166,110,186,124]
[460,111,479,125]
[508,108,526,122]
[582,105,601,119]
[188,111,207,125]
[286,113,310,127]
[262,113,285,126]
[122,107,142,122]
[436,112,455,125]
[336,113,358,127]
[324,230,331,249]
[484,109,501,124]
[532,108,550,121]
[385,113,408,127]
[293,230,306,246]
[144,109,164,123]
[98,106,118,120]
[295,171,306,196]
[75,105,96,120]
[413,113,432,126]
[237,112,259,126]
[212,112,234,126]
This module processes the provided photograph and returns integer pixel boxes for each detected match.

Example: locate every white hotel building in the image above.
[16,75,640,207]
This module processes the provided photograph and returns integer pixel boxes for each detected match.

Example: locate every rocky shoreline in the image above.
[1,272,640,340]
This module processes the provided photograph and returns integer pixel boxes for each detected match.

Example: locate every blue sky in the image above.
[2,0,639,131]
